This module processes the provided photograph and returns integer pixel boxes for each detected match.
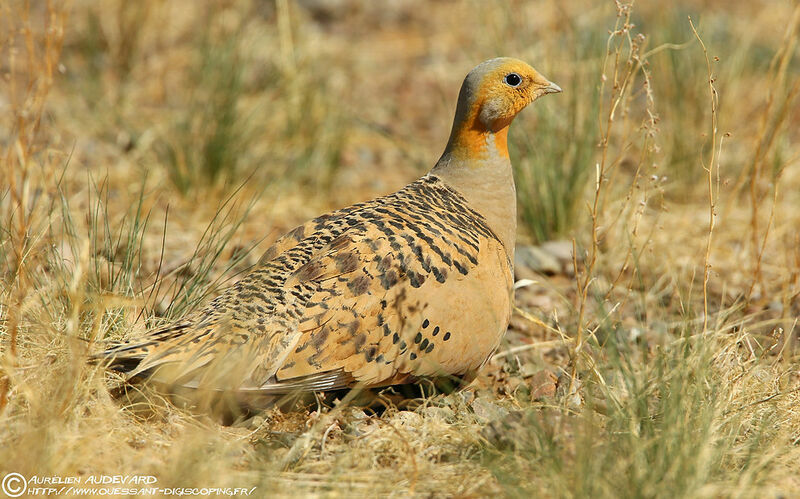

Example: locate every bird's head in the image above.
[444,57,561,160]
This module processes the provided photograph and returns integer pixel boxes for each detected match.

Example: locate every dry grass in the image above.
[1,0,799,497]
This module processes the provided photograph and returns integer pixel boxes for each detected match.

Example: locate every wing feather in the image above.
[97,176,512,397]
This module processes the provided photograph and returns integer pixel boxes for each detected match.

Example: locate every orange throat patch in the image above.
[449,123,510,161]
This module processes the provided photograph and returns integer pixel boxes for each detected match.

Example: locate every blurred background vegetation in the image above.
[1,0,799,496]
[44,0,798,241]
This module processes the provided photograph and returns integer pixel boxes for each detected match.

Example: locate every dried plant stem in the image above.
[728,5,800,299]
[0,1,66,413]
[573,1,637,379]
[747,174,782,301]
[688,17,720,333]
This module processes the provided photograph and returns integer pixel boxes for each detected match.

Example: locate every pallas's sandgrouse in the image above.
[100,58,561,408]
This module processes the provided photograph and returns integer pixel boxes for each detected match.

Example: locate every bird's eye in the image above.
[504,73,522,87]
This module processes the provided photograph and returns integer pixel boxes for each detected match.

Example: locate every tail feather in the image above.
[92,321,194,374]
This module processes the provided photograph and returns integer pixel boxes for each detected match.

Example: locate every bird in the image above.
[98,57,561,411]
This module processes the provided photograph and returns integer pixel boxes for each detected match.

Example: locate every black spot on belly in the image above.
[380,269,398,289]
[311,326,330,351]
[425,343,434,353]
[422,319,430,329]
[335,250,360,274]
[414,332,422,344]
[432,326,440,336]
[420,338,429,350]
[347,320,360,334]
[354,333,366,351]
[408,270,425,288]
[347,274,371,296]
[377,255,393,273]
[443,332,451,341]
[431,266,447,283]
[453,260,469,275]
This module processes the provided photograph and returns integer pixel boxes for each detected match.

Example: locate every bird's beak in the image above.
[542,81,562,94]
